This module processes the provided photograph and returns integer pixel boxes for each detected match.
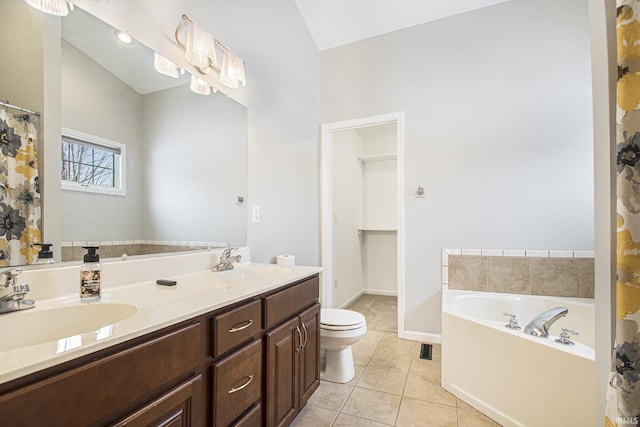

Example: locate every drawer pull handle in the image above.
[301,322,308,349]
[228,319,254,333]
[228,374,254,394]
[295,326,303,353]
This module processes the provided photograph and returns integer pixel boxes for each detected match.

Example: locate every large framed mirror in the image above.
[0,4,248,265]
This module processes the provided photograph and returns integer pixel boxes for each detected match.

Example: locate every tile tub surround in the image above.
[442,249,595,298]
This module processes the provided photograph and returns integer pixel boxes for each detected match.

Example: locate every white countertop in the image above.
[0,261,322,385]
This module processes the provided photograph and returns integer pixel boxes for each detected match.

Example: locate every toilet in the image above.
[320,308,367,383]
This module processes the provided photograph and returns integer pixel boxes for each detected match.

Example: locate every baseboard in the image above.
[363,289,398,297]
[402,330,442,344]
[338,289,365,309]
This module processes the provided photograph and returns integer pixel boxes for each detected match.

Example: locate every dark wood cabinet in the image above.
[264,294,320,427]
[0,273,320,427]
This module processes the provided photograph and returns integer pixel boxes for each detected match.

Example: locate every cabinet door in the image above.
[298,303,320,409]
[264,318,299,427]
[111,375,201,427]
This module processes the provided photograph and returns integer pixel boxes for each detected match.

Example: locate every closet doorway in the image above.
[320,112,405,337]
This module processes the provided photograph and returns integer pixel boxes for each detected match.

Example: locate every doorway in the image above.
[320,112,405,337]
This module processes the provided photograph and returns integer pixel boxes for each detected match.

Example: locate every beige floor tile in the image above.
[341,387,402,425]
[403,374,456,406]
[290,406,338,427]
[456,398,473,410]
[353,330,388,353]
[332,413,393,426]
[376,335,417,357]
[408,355,441,379]
[368,351,412,373]
[458,408,502,426]
[356,367,408,395]
[308,381,353,412]
[396,396,457,427]
[353,347,374,366]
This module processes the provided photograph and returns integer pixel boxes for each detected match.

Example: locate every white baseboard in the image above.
[338,289,365,309]
[401,330,442,344]
[363,289,398,297]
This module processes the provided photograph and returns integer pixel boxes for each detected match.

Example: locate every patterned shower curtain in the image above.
[606,2,640,426]
[0,106,41,266]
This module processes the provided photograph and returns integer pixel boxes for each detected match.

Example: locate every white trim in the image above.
[363,289,397,297]
[61,127,127,197]
[320,111,406,337]
[403,330,441,344]
[337,289,366,309]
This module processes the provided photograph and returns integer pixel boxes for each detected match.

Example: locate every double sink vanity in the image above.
[0,248,322,426]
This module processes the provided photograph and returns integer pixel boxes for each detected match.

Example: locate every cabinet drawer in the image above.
[212,340,262,427]
[0,322,201,426]
[112,375,201,427]
[232,403,261,427]
[213,299,262,357]
[263,275,319,330]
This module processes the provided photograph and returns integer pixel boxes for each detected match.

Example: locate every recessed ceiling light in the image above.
[115,30,134,45]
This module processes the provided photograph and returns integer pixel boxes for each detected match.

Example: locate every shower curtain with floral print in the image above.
[607,2,640,426]
[0,106,41,266]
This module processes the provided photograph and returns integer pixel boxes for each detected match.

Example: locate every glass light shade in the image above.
[23,0,71,16]
[190,74,213,95]
[154,52,181,78]
[219,50,246,89]
[185,22,217,69]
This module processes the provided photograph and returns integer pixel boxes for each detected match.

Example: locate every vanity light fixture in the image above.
[24,0,73,16]
[153,52,184,79]
[174,14,246,89]
[190,74,217,96]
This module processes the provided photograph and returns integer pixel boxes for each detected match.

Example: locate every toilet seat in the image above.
[321,309,366,331]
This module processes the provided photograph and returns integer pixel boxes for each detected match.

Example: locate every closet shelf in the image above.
[357,227,397,244]
[357,154,397,175]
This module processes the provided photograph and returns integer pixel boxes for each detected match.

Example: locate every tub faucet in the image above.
[524,307,568,338]
[212,248,241,272]
[0,268,35,314]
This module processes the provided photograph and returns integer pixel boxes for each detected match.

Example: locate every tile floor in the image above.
[291,294,502,427]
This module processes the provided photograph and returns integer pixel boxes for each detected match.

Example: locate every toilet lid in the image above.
[321,308,366,328]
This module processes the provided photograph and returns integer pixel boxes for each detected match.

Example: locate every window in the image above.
[61,128,126,196]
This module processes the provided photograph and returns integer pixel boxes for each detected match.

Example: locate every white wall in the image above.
[141,85,247,245]
[332,130,364,307]
[321,0,594,335]
[60,41,144,241]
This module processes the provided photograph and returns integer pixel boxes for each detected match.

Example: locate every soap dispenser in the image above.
[80,246,102,301]
[34,243,55,264]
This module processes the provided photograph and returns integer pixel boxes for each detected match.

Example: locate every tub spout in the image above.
[524,307,568,338]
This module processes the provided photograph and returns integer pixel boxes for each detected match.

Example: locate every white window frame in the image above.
[61,128,127,196]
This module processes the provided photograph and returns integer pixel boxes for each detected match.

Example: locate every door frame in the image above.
[320,111,406,338]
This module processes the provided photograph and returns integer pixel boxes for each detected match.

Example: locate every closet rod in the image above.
[0,100,40,117]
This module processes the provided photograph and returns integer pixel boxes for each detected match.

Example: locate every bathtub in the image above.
[441,289,596,427]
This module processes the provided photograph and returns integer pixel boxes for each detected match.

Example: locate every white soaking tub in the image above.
[441,289,595,427]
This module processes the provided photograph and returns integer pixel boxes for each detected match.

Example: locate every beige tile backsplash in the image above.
[446,251,595,298]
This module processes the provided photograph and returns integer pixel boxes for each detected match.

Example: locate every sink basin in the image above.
[0,303,137,351]
[214,265,291,282]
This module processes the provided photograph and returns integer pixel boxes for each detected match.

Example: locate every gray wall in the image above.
[71,0,321,265]
[321,0,593,334]
[141,85,247,246]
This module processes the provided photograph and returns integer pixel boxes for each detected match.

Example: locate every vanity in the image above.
[0,249,321,426]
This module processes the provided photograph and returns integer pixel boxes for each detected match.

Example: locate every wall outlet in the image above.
[252,205,260,223]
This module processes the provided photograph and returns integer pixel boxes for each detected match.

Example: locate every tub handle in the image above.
[502,312,521,330]
[555,328,579,346]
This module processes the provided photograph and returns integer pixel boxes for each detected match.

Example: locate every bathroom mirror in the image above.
[2,5,248,264]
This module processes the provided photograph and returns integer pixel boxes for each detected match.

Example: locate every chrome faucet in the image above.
[212,248,241,272]
[0,268,35,314]
[524,307,568,338]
